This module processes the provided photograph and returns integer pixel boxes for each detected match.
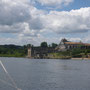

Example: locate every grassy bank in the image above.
[0,45,27,57]
[48,48,90,59]
[48,52,71,59]
[0,53,26,57]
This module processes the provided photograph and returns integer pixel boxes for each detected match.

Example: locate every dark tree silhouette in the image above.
[40,42,48,48]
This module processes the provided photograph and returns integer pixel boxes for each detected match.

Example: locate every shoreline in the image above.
[0,56,90,60]
[71,58,90,60]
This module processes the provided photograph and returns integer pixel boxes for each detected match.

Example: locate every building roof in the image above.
[61,38,69,42]
[65,42,90,46]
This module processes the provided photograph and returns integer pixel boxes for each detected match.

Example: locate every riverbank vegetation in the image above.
[0,42,90,59]
[0,45,27,57]
[0,42,58,57]
[48,48,90,59]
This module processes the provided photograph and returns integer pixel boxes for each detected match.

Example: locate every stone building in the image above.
[27,47,55,59]
[56,38,90,51]
[27,48,32,58]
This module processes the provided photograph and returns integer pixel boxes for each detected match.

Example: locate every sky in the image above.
[0,0,90,45]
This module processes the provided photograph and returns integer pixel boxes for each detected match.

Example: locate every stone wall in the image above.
[27,47,55,59]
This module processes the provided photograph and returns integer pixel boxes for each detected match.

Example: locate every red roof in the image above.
[65,42,90,46]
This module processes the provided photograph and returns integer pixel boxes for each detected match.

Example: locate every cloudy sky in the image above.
[0,0,90,45]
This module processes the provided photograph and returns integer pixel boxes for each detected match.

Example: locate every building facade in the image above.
[56,39,90,51]
[27,47,55,59]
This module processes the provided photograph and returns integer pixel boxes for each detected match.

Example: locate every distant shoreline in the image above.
[0,56,90,60]
[71,58,90,60]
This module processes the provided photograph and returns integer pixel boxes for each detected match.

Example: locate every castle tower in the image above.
[27,48,32,58]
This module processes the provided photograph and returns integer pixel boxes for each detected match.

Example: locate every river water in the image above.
[0,57,90,90]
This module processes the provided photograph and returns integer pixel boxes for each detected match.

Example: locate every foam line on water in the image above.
[0,60,22,90]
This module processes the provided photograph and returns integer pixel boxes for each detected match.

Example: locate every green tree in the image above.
[27,44,32,48]
[40,42,48,48]
[51,43,58,48]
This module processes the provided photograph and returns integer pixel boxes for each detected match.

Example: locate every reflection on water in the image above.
[0,57,90,90]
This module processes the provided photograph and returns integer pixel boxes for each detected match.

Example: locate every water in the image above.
[0,57,90,90]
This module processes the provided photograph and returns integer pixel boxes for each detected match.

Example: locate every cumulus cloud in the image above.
[0,0,90,45]
[42,7,90,34]
[34,0,73,9]
[0,0,45,34]
[0,0,31,25]
[1,0,89,35]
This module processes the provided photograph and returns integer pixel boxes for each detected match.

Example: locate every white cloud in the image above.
[67,38,82,42]
[0,0,31,25]
[0,37,20,45]
[1,0,89,35]
[0,0,90,45]
[0,0,45,34]
[34,0,73,9]
[0,23,26,33]
[42,7,90,34]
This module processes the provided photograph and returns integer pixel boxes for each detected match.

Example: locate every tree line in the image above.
[0,42,58,57]
[27,42,58,48]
